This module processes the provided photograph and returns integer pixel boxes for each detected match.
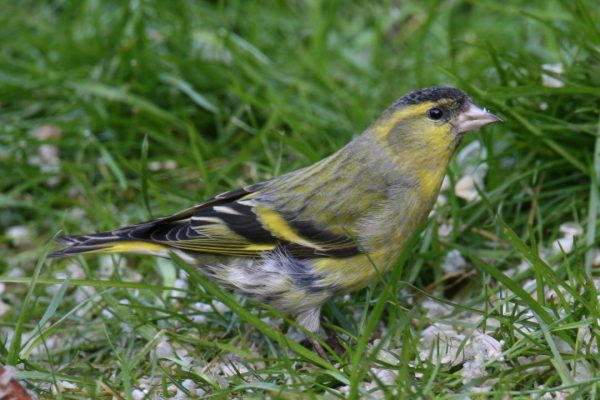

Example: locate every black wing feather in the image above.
[52,182,361,259]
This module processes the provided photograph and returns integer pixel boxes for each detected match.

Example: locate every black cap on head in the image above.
[394,86,470,108]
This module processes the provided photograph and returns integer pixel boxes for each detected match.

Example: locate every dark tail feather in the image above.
[48,215,188,259]
[48,232,125,258]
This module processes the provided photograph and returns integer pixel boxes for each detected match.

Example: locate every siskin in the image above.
[50,86,501,358]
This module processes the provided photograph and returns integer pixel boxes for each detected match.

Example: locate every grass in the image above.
[1,0,599,398]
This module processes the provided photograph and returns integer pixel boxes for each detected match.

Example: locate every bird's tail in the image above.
[48,231,168,258]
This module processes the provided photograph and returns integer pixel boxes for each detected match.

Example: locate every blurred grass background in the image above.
[1,0,599,398]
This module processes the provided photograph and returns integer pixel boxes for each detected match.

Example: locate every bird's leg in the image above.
[296,307,329,360]
[307,335,329,361]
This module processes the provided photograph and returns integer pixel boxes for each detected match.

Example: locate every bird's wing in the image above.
[123,184,360,258]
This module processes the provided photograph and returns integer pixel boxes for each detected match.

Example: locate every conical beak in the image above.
[454,103,502,134]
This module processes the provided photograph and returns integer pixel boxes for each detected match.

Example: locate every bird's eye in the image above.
[428,107,444,120]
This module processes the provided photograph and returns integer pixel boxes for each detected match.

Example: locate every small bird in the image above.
[50,87,501,358]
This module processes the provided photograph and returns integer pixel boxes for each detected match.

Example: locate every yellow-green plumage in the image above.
[49,86,501,357]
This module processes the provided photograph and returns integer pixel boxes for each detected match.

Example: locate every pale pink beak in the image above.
[454,103,502,134]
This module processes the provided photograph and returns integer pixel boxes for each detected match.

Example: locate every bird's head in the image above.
[375,86,501,158]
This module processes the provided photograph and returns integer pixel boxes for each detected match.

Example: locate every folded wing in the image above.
[51,184,360,259]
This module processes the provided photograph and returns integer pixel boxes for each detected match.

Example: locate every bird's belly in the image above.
[196,241,407,314]
[200,253,333,315]
[312,254,385,293]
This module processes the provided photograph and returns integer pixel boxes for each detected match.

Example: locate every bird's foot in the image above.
[324,326,345,356]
